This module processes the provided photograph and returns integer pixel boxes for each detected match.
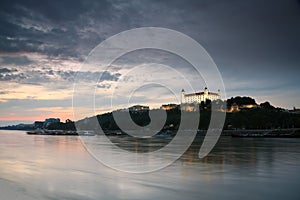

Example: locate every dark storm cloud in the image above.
[0,67,26,81]
[1,0,299,62]
[0,66,121,85]
[0,55,33,65]
[0,68,20,81]
[58,70,121,82]
[100,71,121,81]
[0,0,299,109]
[0,68,16,74]
[0,0,92,23]
[0,0,119,59]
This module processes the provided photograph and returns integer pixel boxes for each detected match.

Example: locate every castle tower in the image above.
[217,89,221,98]
[204,87,209,101]
[181,89,185,103]
[204,87,208,95]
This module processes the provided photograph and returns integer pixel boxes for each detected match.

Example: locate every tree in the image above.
[260,101,275,110]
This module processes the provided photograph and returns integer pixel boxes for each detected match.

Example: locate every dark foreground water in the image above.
[0,130,300,200]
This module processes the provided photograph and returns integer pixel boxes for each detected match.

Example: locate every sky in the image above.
[0,0,299,126]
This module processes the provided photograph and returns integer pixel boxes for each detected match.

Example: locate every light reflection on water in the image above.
[0,130,300,200]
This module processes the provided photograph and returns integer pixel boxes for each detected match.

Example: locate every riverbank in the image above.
[27,129,78,136]
[228,128,300,138]
[25,128,300,138]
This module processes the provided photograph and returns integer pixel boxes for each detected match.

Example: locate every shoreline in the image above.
[21,128,300,138]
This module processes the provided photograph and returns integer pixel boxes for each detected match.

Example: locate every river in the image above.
[0,130,300,200]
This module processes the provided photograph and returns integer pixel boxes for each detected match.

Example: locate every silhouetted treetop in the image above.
[227,96,257,107]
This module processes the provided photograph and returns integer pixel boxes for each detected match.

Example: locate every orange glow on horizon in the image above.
[0,112,74,122]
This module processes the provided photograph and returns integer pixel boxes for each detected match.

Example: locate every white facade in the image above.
[181,87,220,104]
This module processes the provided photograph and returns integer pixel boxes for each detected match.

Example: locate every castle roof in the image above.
[185,91,219,96]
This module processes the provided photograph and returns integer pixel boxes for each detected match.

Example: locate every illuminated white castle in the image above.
[181,87,220,104]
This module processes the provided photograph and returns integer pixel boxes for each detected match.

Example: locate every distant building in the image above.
[44,118,60,127]
[161,104,179,110]
[227,102,239,112]
[181,87,220,104]
[180,103,199,112]
[129,105,149,112]
[289,107,300,114]
[227,103,258,113]
[34,121,44,128]
[65,119,73,123]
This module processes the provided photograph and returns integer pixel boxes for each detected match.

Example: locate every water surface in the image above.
[0,130,299,200]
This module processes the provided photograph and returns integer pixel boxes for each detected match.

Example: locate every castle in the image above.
[181,87,220,104]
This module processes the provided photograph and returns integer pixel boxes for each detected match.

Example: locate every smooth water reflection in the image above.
[0,130,300,200]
